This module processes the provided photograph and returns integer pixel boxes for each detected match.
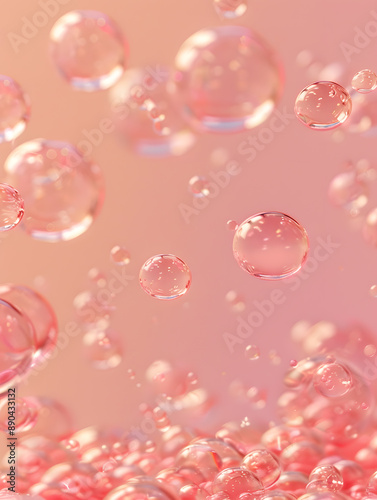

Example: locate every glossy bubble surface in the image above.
[295,81,352,130]
[0,75,30,143]
[233,212,309,280]
[139,254,191,299]
[351,69,377,94]
[50,10,127,91]
[213,0,248,18]
[172,26,283,133]
[0,183,24,231]
[4,139,104,242]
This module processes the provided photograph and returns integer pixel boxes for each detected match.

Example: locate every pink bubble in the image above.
[233,212,309,280]
[307,465,343,492]
[4,139,105,242]
[0,284,58,367]
[110,245,131,265]
[295,81,352,130]
[242,449,281,488]
[171,26,283,133]
[212,467,263,499]
[82,328,123,369]
[328,171,369,216]
[363,208,377,246]
[0,396,38,433]
[0,183,24,231]
[175,443,223,481]
[0,75,30,143]
[188,176,210,198]
[139,254,191,299]
[313,362,353,398]
[0,299,36,394]
[103,477,176,500]
[110,66,196,157]
[351,69,377,94]
[213,0,248,18]
[50,10,127,91]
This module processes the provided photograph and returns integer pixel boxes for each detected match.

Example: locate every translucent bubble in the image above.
[233,212,309,280]
[227,220,238,231]
[171,26,283,133]
[49,10,127,91]
[74,290,113,327]
[83,328,122,369]
[213,0,248,18]
[241,449,281,488]
[0,396,38,433]
[0,284,58,367]
[139,254,191,299]
[0,183,24,231]
[351,69,377,94]
[364,344,376,357]
[280,441,323,475]
[363,207,377,246]
[0,299,36,394]
[295,81,352,130]
[245,345,260,360]
[0,75,30,143]
[110,245,131,265]
[307,465,343,492]
[212,467,262,499]
[313,362,353,398]
[188,176,210,197]
[110,66,196,157]
[4,139,104,242]
[175,443,222,480]
[225,290,245,312]
[247,386,267,409]
[328,171,368,215]
[104,477,175,500]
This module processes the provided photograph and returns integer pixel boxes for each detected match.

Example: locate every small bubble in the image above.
[139,254,191,300]
[245,345,260,360]
[351,69,377,93]
[370,285,377,298]
[295,81,352,130]
[213,0,248,19]
[227,220,238,231]
[313,361,353,398]
[269,350,281,365]
[82,328,122,369]
[188,176,210,198]
[88,268,107,287]
[110,245,131,265]
[225,290,245,312]
[328,170,369,216]
[364,344,376,357]
[290,360,298,367]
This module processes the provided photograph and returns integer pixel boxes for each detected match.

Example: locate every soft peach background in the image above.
[0,0,376,436]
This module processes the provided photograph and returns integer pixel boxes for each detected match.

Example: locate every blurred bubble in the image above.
[110,66,196,156]
[307,465,343,492]
[0,183,24,231]
[364,344,376,357]
[0,75,30,143]
[139,254,191,299]
[171,26,283,133]
[369,286,377,298]
[363,208,377,246]
[328,171,369,216]
[0,284,58,368]
[351,69,377,94]
[295,81,352,130]
[83,328,122,369]
[213,0,248,18]
[212,467,262,499]
[233,212,309,280]
[50,10,127,91]
[188,176,210,197]
[225,290,245,312]
[0,396,38,433]
[313,362,353,398]
[110,245,131,265]
[245,345,260,360]
[227,220,238,231]
[4,139,104,242]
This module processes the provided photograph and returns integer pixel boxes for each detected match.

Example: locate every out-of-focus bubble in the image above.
[233,212,309,280]
[4,139,104,242]
[351,69,377,94]
[49,10,127,91]
[110,245,130,265]
[110,66,196,157]
[212,467,262,499]
[225,290,245,312]
[0,299,36,394]
[0,284,58,368]
[213,0,248,18]
[74,290,113,328]
[363,208,377,246]
[21,396,73,439]
[364,344,376,357]
[328,171,369,216]
[245,345,260,360]
[188,176,210,197]
[0,75,30,143]
[0,183,24,231]
[227,220,238,231]
[0,396,39,433]
[295,81,352,130]
[83,328,122,369]
[307,465,343,492]
[171,26,283,133]
[313,362,353,398]
[139,254,191,299]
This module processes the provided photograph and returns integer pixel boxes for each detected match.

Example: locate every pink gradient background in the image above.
[0,0,376,437]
